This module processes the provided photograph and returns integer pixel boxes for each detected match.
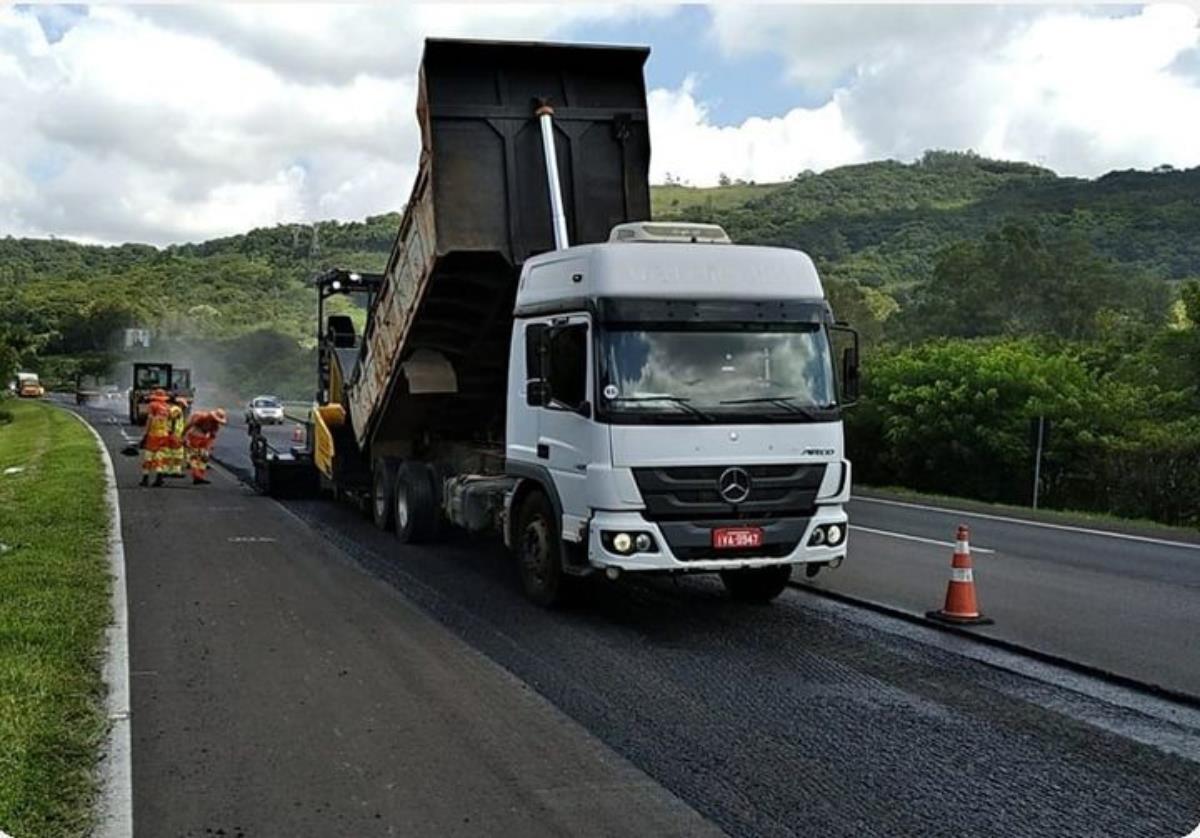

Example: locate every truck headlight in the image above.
[808,524,845,547]
[602,531,659,555]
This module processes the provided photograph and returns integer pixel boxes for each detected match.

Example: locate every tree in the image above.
[847,338,1114,502]
[1181,279,1200,327]
[901,223,1169,341]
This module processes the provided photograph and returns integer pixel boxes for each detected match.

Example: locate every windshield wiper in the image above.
[611,395,715,423]
[718,395,829,421]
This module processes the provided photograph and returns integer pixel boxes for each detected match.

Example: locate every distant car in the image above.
[246,396,285,425]
[75,384,101,405]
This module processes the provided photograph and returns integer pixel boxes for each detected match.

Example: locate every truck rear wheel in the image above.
[394,463,440,544]
[371,461,395,531]
[515,492,570,607]
[720,565,793,603]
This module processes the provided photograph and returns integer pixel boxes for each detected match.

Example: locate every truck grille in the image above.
[632,464,826,522]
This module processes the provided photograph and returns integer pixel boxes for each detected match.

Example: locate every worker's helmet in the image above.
[213,408,228,425]
[175,396,189,408]
[168,404,182,418]
[150,389,169,401]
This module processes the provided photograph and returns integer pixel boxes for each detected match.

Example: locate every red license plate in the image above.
[712,527,764,550]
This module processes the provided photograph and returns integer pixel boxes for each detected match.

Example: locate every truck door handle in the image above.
[537,443,550,460]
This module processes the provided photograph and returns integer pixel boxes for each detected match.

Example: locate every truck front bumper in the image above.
[586,507,848,573]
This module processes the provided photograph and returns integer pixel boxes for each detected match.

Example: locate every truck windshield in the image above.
[600,326,837,423]
[136,368,169,388]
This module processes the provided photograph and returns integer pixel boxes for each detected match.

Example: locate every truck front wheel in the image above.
[515,492,570,608]
[720,565,793,603]
[394,463,440,544]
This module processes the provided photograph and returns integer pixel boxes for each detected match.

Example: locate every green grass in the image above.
[859,484,1200,538]
[651,182,785,219]
[0,401,110,837]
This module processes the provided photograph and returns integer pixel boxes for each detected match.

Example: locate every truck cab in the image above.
[505,222,857,602]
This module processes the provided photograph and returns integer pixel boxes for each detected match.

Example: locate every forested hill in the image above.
[3,152,1197,345]
[2,151,1197,389]
[657,151,1200,293]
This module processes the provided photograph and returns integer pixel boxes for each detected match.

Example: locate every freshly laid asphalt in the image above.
[74,400,1200,837]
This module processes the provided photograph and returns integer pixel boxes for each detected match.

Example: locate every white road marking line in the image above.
[64,409,133,838]
[853,496,1200,551]
[227,536,277,543]
[850,525,996,554]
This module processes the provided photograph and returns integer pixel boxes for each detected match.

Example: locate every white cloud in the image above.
[0,4,658,245]
[648,77,866,185]
[1,4,1198,243]
[702,4,1200,179]
[709,4,1037,92]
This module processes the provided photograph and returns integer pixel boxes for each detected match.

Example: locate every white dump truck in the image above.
[253,39,859,606]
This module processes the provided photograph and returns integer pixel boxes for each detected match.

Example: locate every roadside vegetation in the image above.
[2,151,1198,524]
[0,400,110,837]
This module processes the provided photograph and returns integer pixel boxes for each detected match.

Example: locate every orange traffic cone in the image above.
[291,425,305,444]
[926,525,993,626]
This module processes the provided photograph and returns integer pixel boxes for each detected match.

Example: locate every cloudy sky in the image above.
[2,3,1198,246]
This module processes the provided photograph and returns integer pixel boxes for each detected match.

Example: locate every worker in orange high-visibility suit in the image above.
[184,408,227,485]
[163,401,187,477]
[139,389,172,487]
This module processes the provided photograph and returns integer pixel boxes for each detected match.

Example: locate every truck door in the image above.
[528,315,594,539]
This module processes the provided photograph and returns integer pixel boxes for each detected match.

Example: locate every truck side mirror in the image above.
[831,322,860,406]
[526,379,550,407]
[842,346,860,404]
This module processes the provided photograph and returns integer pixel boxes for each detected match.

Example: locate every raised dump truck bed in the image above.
[347,38,651,451]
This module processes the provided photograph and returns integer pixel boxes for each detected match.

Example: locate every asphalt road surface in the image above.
[212,411,1200,699]
[71,401,1200,838]
[75,403,718,837]
[818,495,1200,697]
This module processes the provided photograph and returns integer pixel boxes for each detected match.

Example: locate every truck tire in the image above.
[720,565,793,603]
[394,462,440,544]
[515,492,571,607]
[371,461,395,531]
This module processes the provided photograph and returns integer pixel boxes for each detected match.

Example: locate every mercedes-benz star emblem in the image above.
[718,467,752,504]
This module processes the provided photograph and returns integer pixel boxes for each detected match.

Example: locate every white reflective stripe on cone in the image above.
[956,540,970,554]
[951,568,974,583]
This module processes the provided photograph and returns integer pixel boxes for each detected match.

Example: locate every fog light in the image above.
[810,527,826,546]
[826,524,843,546]
[613,532,633,554]
[635,533,652,552]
